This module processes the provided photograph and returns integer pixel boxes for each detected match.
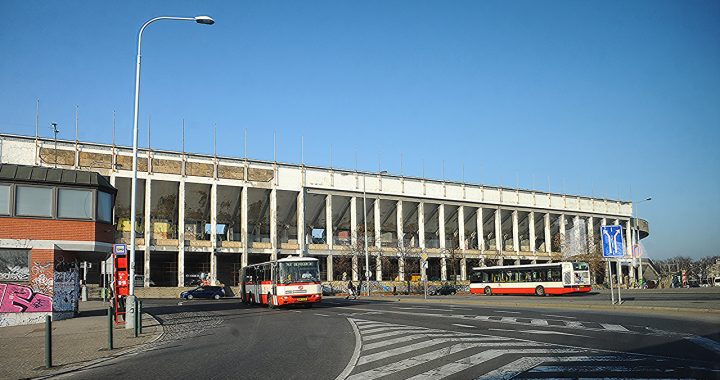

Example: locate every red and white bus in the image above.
[470,262,592,296]
[240,257,322,308]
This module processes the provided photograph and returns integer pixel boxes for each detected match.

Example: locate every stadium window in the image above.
[0,184,9,215]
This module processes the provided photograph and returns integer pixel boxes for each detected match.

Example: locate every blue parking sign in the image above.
[601,225,624,258]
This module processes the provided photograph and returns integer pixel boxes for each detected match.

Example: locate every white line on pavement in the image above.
[452,323,476,328]
[314,313,330,317]
[488,328,517,332]
[685,336,720,355]
[543,314,577,319]
[600,323,629,332]
[474,355,634,380]
[494,310,521,314]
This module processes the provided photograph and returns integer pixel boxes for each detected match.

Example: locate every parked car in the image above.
[430,283,458,296]
[180,286,226,300]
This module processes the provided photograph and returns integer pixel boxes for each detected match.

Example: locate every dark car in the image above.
[430,284,457,296]
[180,286,226,300]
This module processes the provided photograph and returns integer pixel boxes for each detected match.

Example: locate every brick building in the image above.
[0,163,116,326]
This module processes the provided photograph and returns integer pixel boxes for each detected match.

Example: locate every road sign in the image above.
[601,225,624,258]
[421,252,428,261]
[113,244,127,256]
[632,244,643,258]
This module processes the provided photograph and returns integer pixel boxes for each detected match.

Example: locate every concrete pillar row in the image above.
[494,208,502,254]
[375,253,382,282]
[326,194,333,250]
[144,178,152,287]
[440,256,447,281]
[241,186,249,268]
[512,210,519,253]
[210,183,218,285]
[460,257,467,281]
[587,217,594,254]
[351,255,358,281]
[397,200,404,281]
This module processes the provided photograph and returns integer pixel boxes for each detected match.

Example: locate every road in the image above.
[56,294,720,380]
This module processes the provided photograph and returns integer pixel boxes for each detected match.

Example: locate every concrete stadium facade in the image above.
[0,133,647,288]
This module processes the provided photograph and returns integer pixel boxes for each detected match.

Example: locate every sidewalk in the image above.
[0,301,162,380]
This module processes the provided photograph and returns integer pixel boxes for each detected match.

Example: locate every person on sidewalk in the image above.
[346,280,357,300]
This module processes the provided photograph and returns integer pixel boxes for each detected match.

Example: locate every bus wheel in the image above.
[535,286,545,296]
[484,286,492,296]
[268,293,276,309]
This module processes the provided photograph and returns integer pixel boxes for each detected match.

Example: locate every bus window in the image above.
[573,262,589,271]
[482,271,489,283]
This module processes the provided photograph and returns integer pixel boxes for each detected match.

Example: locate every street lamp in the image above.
[128,15,214,329]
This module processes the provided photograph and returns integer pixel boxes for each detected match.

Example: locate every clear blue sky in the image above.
[1,1,719,259]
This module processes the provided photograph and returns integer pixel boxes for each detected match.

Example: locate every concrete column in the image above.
[439,204,446,250]
[587,217,594,254]
[559,214,566,255]
[241,187,248,267]
[350,197,357,246]
[573,215,581,254]
[494,209,502,253]
[544,213,551,253]
[351,255,358,281]
[374,198,381,249]
[512,210,519,253]
[398,257,405,282]
[460,257,467,281]
[396,200,404,248]
[614,218,622,285]
[210,183,218,285]
[326,194,333,250]
[418,202,426,249]
[441,255,447,281]
[375,254,382,281]
[270,188,277,259]
[477,207,484,252]
[528,211,536,253]
[326,255,333,282]
[297,190,305,255]
[176,180,185,287]
[144,178,152,287]
[458,206,466,251]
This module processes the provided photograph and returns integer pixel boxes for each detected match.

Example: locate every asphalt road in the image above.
[56,294,720,380]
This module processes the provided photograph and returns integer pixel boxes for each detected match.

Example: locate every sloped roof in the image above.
[0,163,115,193]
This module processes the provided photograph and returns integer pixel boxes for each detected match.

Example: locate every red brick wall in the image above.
[0,217,114,244]
[29,248,55,295]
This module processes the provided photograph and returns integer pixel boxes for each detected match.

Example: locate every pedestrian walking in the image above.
[346,280,357,300]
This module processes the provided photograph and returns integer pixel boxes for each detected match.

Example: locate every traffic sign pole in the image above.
[608,259,615,305]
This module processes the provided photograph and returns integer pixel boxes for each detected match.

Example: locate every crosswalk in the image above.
[336,318,720,380]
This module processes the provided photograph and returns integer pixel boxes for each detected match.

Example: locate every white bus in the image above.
[240,257,322,308]
[470,262,592,296]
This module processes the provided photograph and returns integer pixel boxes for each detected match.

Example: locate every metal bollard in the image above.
[107,306,114,350]
[138,300,143,335]
[133,298,139,338]
[45,315,52,368]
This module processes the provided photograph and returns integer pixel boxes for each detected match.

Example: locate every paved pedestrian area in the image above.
[337,318,720,379]
[0,301,161,380]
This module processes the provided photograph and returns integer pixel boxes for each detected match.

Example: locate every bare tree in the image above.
[393,237,422,294]
[333,224,381,294]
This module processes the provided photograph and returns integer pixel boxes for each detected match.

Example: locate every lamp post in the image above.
[632,197,652,287]
[128,15,214,329]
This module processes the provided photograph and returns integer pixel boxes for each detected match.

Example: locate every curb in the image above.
[33,312,165,379]
[351,295,720,315]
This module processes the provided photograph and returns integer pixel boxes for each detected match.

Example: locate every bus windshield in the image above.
[278,261,320,284]
[573,262,589,271]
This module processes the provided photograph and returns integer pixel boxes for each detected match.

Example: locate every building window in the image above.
[15,186,52,217]
[0,249,30,282]
[97,191,113,223]
[0,184,9,215]
[58,188,93,219]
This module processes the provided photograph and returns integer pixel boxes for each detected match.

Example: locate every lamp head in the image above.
[194,16,215,25]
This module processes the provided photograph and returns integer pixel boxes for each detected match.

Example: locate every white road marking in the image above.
[363,329,437,341]
[363,332,467,350]
[518,329,589,338]
[314,313,330,317]
[685,335,720,355]
[396,307,462,312]
[494,310,521,314]
[564,321,584,328]
[488,328,516,332]
[544,314,576,319]
[530,319,549,326]
[357,337,514,365]
[500,316,517,323]
[475,355,622,380]
[600,323,629,332]
[407,348,581,380]
[333,319,362,380]
[452,323,476,328]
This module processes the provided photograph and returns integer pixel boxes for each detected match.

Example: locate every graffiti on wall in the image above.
[0,249,30,282]
[30,262,54,295]
[0,283,52,312]
[53,270,79,312]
